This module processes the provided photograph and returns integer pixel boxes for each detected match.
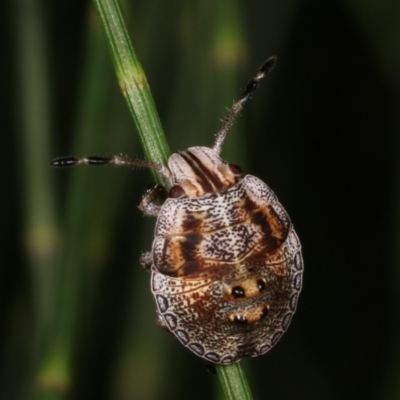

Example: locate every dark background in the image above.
[2,0,400,399]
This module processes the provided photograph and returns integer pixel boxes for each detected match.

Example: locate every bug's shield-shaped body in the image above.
[150,148,303,364]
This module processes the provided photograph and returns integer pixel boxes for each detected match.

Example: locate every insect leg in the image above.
[138,184,165,217]
[139,251,153,270]
[155,311,170,332]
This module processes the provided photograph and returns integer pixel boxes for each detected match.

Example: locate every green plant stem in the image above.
[92,0,170,186]
[217,363,254,400]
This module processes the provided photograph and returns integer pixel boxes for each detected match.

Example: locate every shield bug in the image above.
[51,56,303,364]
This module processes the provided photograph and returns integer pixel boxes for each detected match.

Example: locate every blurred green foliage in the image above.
[2,0,400,399]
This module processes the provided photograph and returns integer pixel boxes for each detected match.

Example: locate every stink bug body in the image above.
[51,56,303,364]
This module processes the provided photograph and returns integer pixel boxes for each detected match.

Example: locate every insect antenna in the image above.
[212,56,277,156]
[49,155,171,180]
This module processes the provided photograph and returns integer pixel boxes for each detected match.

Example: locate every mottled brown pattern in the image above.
[181,212,206,231]
[153,176,290,277]
[151,174,303,364]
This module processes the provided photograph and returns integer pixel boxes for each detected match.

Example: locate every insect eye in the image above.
[229,164,242,176]
[231,286,245,298]
[169,185,186,198]
[257,279,266,292]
